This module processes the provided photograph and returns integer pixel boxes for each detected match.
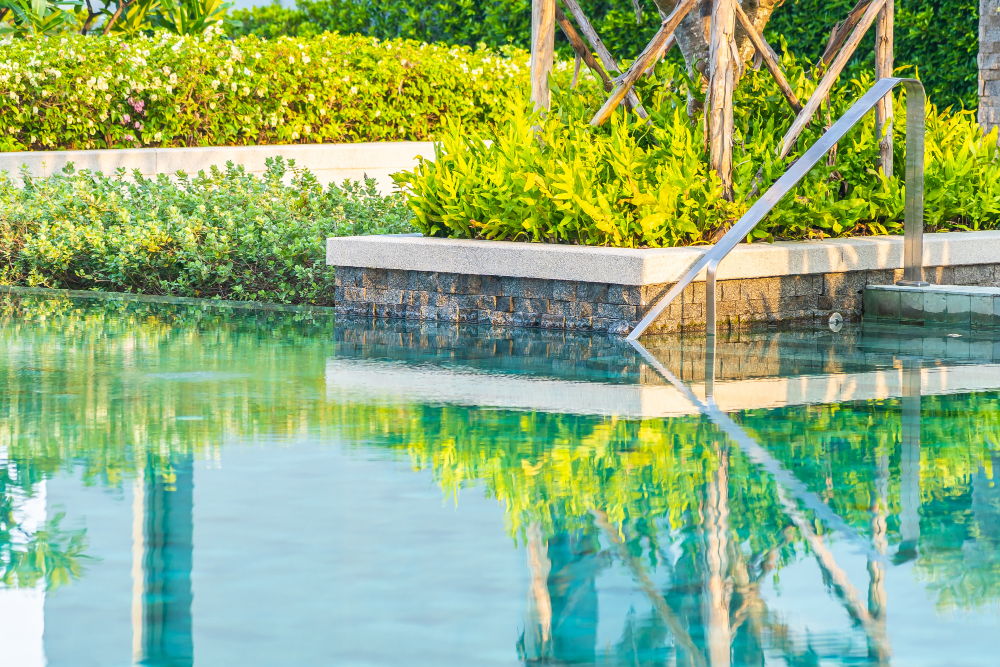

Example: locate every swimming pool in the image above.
[2,291,999,666]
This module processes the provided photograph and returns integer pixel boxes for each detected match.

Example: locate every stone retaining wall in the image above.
[333,264,1000,334]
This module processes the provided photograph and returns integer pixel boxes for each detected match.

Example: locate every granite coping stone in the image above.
[327,231,1000,286]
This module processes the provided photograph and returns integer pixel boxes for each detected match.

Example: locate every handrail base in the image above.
[896,280,930,287]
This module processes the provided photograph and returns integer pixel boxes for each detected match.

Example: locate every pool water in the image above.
[2,292,1000,667]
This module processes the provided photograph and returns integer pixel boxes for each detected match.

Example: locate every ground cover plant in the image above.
[0,30,537,151]
[0,158,413,303]
[397,57,1000,248]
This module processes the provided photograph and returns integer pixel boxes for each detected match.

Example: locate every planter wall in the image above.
[326,232,1000,335]
[0,141,434,195]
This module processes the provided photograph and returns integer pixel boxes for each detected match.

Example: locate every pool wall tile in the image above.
[971,295,995,329]
[899,291,924,323]
[945,293,972,326]
[876,290,901,320]
[923,292,948,323]
[863,289,881,321]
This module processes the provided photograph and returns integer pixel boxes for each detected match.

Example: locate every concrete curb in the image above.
[326,231,1000,286]
[0,142,435,195]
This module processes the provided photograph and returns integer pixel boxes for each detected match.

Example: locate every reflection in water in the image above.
[3,293,1000,664]
[139,453,195,667]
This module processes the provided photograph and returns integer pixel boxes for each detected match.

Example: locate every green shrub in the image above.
[0,31,538,151]
[229,0,977,110]
[766,0,978,110]
[396,58,1000,248]
[0,159,413,303]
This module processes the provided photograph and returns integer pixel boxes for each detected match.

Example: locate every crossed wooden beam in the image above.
[534,0,896,197]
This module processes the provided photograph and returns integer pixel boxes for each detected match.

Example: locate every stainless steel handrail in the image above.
[627,77,927,340]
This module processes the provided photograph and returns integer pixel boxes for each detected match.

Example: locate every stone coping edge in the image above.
[0,141,436,176]
[326,231,1000,286]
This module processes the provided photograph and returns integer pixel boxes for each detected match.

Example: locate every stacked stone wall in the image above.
[333,264,1000,334]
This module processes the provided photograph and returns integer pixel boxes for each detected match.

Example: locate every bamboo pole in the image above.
[554,6,615,92]
[590,0,700,126]
[776,0,886,158]
[875,0,894,177]
[530,0,556,111]
[708,0,738,199]
[733,1,802,114]
[559,0,649,117]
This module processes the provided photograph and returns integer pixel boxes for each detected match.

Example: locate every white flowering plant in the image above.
[0,31,541,151]
[0,158,413,304]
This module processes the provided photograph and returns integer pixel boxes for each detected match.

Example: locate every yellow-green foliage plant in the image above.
[397,57,1000,248]
[0,30,536,150]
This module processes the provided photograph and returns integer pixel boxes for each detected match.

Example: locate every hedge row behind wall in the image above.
[230,0,978,110]
[0,31,534,151]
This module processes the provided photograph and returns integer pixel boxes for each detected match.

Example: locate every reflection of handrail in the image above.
[627,77,927,340]
[628,338,887,563]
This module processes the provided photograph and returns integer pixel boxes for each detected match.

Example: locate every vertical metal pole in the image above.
[706,259,719,336]
[898,356,922,560]
[705,329,717,404]
[897,80,928,286]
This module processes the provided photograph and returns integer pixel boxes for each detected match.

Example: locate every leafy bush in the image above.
[229,0,977,110]
[396,58,1000,248]
[0,30,537,151]
[0,158,414,303]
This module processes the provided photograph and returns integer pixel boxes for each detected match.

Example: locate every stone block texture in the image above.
[333,263,1000,334]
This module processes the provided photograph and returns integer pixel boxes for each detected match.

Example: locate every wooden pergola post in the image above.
[875,0,894,177]
[708,0,737,200]
[531,0,556,112]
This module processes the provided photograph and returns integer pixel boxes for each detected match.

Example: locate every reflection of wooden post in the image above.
[708,0,736,199]
[523,522,553,659]
[703,446,732,667]
[875,0,894,177]
[867,450,890,665]
[531,0,556,112]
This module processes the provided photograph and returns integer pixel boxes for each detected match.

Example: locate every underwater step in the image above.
[864,284,1000,329]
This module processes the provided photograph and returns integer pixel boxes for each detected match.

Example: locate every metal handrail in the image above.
[627,77,926,340]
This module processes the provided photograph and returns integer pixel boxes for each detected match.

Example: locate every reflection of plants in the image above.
[0,504,90,591]
[7,294,1000,614]
[0,293,342,488]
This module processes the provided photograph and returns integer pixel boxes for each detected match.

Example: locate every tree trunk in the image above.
[531,0,556,112]
[875,0,894,177]
[980,0,1000,133]
[708,0,737,199]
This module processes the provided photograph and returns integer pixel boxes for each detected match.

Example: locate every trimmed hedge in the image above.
[0,31,537,151]
[230,0,979,110]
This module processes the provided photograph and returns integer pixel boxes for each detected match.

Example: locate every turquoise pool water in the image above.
[2,292,1000,666]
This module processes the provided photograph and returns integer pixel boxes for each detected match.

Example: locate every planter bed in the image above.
[326,232,1000,335]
